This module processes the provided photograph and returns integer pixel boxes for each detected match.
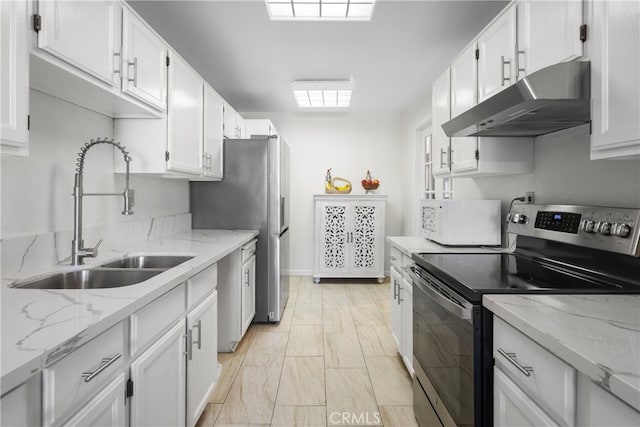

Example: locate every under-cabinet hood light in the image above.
[291,80,353,108]
[266,0,375,21]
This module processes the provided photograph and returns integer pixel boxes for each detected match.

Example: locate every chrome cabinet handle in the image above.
[128,57,138,87]
[440,148,447,168]
[207,153,213,171]
[397,284,403,304]
[82,353,121,383]
[192,320,202,350]
[393,279,399,301]
[497,347,534,377]
[501,55,511,86]
[450,149,454,165]
[113,52,121,75]
[245,269,250,287]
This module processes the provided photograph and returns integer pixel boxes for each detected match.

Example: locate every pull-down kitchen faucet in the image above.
[71,138,134,266]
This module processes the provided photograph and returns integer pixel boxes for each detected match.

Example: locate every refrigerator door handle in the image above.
[280,196,285,229]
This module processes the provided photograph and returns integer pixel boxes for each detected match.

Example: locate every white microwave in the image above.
[419,199,501,246]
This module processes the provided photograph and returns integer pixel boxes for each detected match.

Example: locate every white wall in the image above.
[400,90,432,236]
[454,125,640,211]
[243,112,403,275]
[1,90,189,239]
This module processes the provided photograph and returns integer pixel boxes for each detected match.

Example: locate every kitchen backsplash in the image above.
[1,213,192,281]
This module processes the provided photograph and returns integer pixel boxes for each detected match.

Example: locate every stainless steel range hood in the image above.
[442,61,590,137]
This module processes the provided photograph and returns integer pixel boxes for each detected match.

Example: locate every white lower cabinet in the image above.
[390,266,403,348]
[62,375,126,427]
[218,241,257,351]
[241,253,257,337]
[494,367,558,427]
[400,276,413,375]
[186,292,218,427]
[130,319,186,427]
[0,374,41,427]
[577,376,640,427]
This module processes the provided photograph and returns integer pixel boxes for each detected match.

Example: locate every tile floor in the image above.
[195,276,418,427]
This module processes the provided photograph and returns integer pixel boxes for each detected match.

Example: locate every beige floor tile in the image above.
[209,352,244,403]
[351,304,385,326]
[365,357,413,406]
[243,331,289,367]
[323,307,356,334]
[289,275,304,292]
[216,366,281,424]
[379,406,419,427]
[357,325,398,356]
[215,424,270,427]
[196,403,222,427]
[345,286,376,305]
[286,325,324,356]
[293,303,323,325]
[374,296,390,312]
[326,368,379,421]
[252,304,294,333]
[272,406,327,426]
[322,287,351,308]
[276,357,326,405]
[324,333,366,368]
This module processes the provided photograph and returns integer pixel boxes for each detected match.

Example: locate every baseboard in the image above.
[288,269,313,276]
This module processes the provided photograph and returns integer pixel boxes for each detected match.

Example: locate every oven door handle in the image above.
[408,266,472,320]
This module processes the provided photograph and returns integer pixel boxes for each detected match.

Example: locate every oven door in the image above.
[409,265,478,427]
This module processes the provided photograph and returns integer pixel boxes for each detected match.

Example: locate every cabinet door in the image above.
[203,85,224,179]
[223,102,237,139]
[317,201,351,274]
[122,7,168,110]
[186,292,218,427]
[494,368,559,427]
[584,381,640,427]
[390,267,403,348]
[236,114,246,138]
[130,320,186,427]
[37,0,120,87]
[432,68,451,176]
[401,278,413,374]
[0,0,29,155]
[62,375,125,427]
[521,0,583,77]
[449,43,479,173]
[350,201,384,275]
[241,255,256,336]
[167,53,203,174]
[478,6,516,102]
[590,0,640,159]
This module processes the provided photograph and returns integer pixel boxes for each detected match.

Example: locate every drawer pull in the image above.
[497,347,534,377]
[192,320,202,350]
[81,353,122,383]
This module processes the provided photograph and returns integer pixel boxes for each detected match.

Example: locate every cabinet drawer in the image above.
[131,283,185,356]
[390,246,403,270]
[493,317,576,426]
[241,239,257,263]
[188,263,217,309]
[43,323,124,427]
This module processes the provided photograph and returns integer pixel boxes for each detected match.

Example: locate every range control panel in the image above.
[507,204,640,256]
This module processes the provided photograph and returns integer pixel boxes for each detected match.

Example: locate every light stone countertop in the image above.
[1,229,258,395]
[484,294,640,412]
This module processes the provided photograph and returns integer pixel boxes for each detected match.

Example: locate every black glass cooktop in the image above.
[412,251,640,304]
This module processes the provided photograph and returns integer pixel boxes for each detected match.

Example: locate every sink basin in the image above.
[99,255,194,269]
[12,269,163,290]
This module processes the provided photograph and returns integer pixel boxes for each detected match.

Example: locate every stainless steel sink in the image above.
[99,255,193,269]
[12,269,163,290]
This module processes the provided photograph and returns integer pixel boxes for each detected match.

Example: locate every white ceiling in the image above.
[128,0,507,113]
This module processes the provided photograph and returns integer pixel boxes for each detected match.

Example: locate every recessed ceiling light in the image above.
[291,80,353,108]
[266,0,375,21]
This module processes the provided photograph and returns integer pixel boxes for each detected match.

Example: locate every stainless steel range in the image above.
[408,204,640,427]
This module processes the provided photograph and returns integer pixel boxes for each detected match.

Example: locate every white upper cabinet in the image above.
[477,5,516,102]
[122,7,168,110]
[518,0,583,79]
[590,0,640,159]
[1,0,29,156]
[203,85,224,179]
[167,52,203,175]
[37,0,120,87]
[223,102,245,139]
[450,43,480,173]
[431,68,451,176]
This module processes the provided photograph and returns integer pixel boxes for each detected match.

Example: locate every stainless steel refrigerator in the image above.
[190,137,290,322]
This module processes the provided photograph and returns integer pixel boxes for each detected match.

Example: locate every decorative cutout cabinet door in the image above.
[314,195,386,283]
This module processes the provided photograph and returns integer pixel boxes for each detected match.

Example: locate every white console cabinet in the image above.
[313,195,386,283]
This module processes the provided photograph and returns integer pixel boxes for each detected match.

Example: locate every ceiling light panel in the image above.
[266,0,375,20]
[291,81,353,108]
